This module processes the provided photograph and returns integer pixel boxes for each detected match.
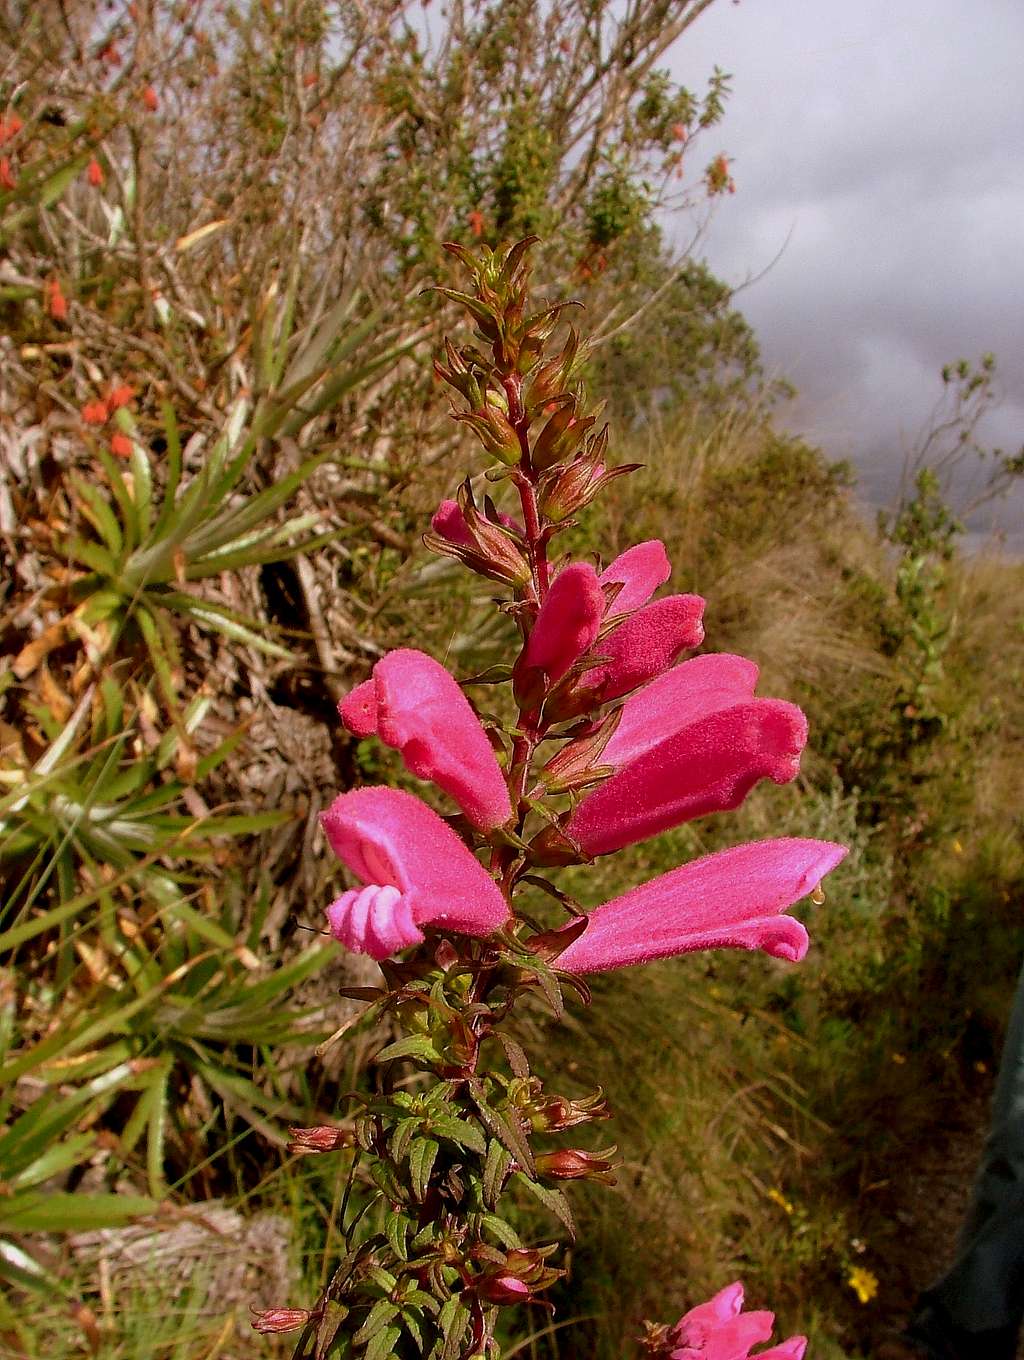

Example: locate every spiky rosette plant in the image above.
[253,241,846,1360]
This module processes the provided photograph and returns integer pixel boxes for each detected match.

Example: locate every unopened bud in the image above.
[250,1307,311,1334]
[538,442,638,523]
[535,1147,617,1184]
[532,1092,610,1132]
[532,398,592,471]
[434,939,460,971]
[286,1125,352,1155]
[478,1275,532,1305]
[425,491,531,586]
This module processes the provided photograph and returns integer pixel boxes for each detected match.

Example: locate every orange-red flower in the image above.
[142,86,159,112]
[0,157,15,190]
[46,279,67,321]
[81,400,110,425]
[87,157,103,187]
[108,384,135,410]
[0,114,23,146]
[110,433,133,458]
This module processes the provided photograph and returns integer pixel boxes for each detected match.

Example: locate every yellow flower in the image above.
[953,839,963,854]
[847,1266,878,1304]
[767,1187,794,1215]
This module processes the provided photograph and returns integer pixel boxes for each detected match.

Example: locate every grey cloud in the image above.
[665,0,1024,546]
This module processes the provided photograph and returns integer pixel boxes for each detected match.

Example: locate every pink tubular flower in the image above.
[598,539,671,616]
[338,649,512,830]
[564,698,807,857]
[602,654,760,770]
[666,1281,808,1360]
[589,594,706,702]
[521,562,605,685]
[321,786,510,960]
[549,838,847,972]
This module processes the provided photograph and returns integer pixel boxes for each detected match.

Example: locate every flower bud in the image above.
[454,398,522,465]
[287,1125,352,1155]
[511,1078,611,1131]
[539,441,639,524]
[250,1308,311,1334]
[472,1246,564,1307]
[477,1275,533,1305]
[515,563,604,697]
[531,397,596,472]
[538,708,621,795]
[535,1147,617,1184]
[424,489,531,586]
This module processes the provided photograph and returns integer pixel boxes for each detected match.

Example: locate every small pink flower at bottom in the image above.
[549,838,847,972]
[321,786,510,960]
[667,1281,807,1360]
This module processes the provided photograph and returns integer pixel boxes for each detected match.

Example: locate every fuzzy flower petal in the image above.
[568,699,807,856]
[338,649,512,830]
[551,838,847,973]
[677,1282,746,1333]
[523,562,605,684]
[321,786,510,957]
[603,654,760,770]
[431,499,476,547]
[748,1341,807,1360]
[667,1282,808,1360]
[598,539,671,616]
[589,594,705,703]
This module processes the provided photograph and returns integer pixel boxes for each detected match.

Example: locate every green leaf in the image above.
[408,1137,439,1202]
[510,1172,576,1239]
[389,1117,420,1165]
[479,1213,522,1249]
[384,1211,411,1262]
[364,1324,401,1360]
[433,1298,470,1360]
[467,1081,535,1178]
[482,1139,511,1209]
[353,1300,401,1347]
[0,1193,157,1233]
[429,1117,486,1156]
[375,1034,442,1066]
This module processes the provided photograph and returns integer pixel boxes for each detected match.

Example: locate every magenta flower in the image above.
[338,649,512,830]
[549,838,847,972]
[521,561,605,685]
[321,786,510,959]
[587,593,706,702]
[598,539,671,616]
[602,653,760,769]
[564,698,807,857]
[546,592,706,722]
[668,1281,808,1360]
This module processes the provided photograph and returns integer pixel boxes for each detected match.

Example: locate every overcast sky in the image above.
[669,0,1024,547]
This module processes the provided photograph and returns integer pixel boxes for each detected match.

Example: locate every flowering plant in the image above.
[254,240,846,1359]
